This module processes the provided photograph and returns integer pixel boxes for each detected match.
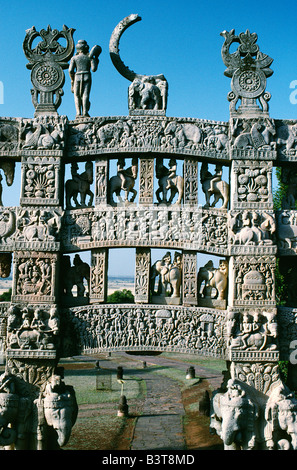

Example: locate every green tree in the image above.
[0,288,12,301]
[107,289,134,303]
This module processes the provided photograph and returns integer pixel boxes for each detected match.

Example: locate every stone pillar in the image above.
[182,251,197,306]
[89,248,109,303]
[139,158,154,205]
[135,247,151,303]
[95,158,109,206]
[227,137,278,396]
[183,158,198,206]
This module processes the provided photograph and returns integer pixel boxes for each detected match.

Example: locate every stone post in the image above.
[182,251,197,306]
[89,248,109,303]
[138,158,154,205]
[183,158,198,206]
[95,158,109,206]
[135,247,151,303]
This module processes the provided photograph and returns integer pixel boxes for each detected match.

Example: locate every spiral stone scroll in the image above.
[109,14,168,114]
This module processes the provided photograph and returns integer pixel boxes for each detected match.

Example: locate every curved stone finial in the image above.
[109,14,168,114]
[109,14,142,82]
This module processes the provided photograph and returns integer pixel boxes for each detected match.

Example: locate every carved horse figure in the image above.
[200,162,229,209]
[62,255,90,298]
[108,158,138,205]
[65,161,94,209]
[156,158,184,205]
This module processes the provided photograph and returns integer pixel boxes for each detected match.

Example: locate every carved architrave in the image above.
[20,156,62,206]
[64,304,227,357]
[67,116,230,161]
[89,248,108,303]
[60,206,228,255]
[135,248,150,303]
[231,160,273,210]
[275,119,297,162]
[12,251,58,303]
[0,118,20,156]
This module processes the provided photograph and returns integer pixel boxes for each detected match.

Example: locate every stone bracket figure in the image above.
[69,40,102,118]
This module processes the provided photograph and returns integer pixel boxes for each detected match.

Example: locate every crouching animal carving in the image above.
[0,372,77,450]
[210,379,259,450]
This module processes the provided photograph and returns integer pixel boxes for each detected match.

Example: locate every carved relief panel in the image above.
[229,255,276,307]
[231,160,273,210]
[20,156,62,206]
[12,251,58,303]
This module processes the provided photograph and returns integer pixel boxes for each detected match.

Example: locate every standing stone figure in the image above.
[69,40,102,118]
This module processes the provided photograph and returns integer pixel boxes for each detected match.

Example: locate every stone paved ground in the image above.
[76,352,224,451]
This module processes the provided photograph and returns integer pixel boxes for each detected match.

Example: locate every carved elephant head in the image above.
[43,377,78,447]
[211,379,259,450]
[278,398,297,450]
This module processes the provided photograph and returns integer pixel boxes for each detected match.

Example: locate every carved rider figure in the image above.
[69,40,102,118]
[208,164,223,194]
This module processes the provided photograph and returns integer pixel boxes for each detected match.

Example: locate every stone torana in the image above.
[0,14,296,450]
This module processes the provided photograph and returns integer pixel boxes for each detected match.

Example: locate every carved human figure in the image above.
[108,158,138,205]
[155,158,184,205]
[69,40,102,118]
[200,162,229,209]
[65,161,94,209]
[62,254,90,298]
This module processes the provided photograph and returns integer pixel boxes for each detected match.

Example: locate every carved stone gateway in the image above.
[0,15,296,450]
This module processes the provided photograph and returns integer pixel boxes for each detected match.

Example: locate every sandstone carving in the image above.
[0,19,294,451]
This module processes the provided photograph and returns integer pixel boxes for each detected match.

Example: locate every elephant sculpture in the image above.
[210,379,260,450]
[197,260,228,301]
[150,252,182,299]
[265,383,297,450]
[0,372,77,450]
[128,76,167,111]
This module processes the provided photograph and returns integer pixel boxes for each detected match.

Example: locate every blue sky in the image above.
[0,0,296,276]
